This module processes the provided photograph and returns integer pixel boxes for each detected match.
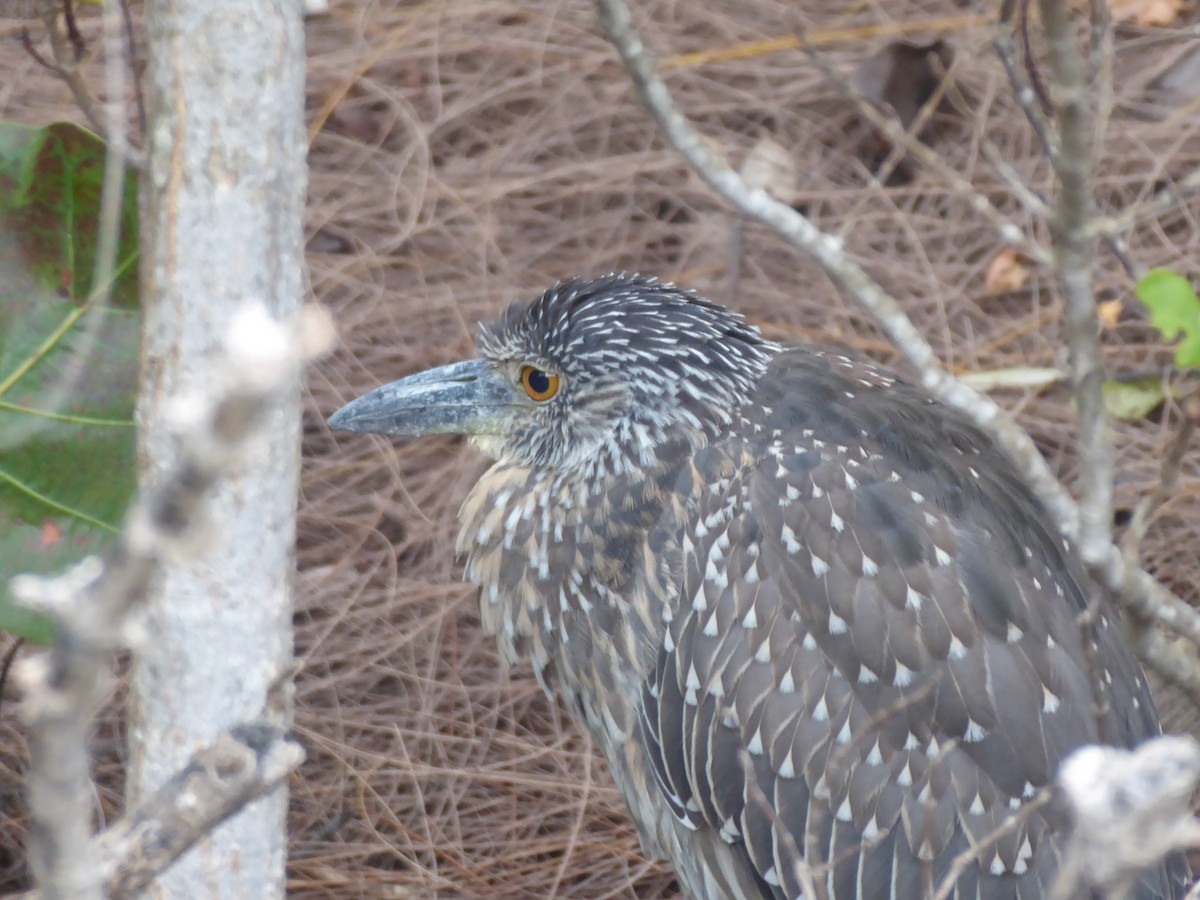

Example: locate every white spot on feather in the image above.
[748,729,764,755]
[755,638,772,663]
[1041,686,1060,715]
[781,524,802,555]
[836,718,852,744]
[779,751,796,778]
[813,696,829,722]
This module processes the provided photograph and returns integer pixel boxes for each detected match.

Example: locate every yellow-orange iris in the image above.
[520,365,560,402]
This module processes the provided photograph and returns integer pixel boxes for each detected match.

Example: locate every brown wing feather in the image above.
[640,347,1182,900]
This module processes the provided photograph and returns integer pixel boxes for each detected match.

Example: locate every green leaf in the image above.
[0,121,140,643]
[1102,376,1168,422]
[1136,268,1200,369]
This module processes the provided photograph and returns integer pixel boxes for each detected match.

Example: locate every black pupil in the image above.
[527,369,552,395]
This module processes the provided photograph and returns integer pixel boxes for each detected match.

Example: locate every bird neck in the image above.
[457,431,696,703]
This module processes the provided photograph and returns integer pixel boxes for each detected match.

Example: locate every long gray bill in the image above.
[327,358,514,436]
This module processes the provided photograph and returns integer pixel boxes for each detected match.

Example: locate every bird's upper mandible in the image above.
[329,273,1187,900]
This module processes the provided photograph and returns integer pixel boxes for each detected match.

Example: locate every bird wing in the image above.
[638,347,1174,899]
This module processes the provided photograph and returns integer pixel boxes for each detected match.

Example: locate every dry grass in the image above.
[1,0,1199,896]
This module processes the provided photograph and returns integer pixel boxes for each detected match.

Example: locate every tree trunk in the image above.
[129,2,306,897]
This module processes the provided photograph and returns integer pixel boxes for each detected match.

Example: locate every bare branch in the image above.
[96,724,303,898]
[15,724,303,900]
[1037,0,1112,566]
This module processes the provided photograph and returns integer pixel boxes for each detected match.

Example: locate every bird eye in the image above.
[520,365,560,402]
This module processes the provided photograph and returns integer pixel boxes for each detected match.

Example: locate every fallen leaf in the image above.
[958,366,1065,391]
[1098,298,1124,329]
[739,137,799,205]
[1103,376,1169,421]
[984,249,1032,295]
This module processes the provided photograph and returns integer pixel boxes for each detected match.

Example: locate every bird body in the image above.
[330,274,1186,899]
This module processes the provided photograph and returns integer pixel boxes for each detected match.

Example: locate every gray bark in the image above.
[130,2,306,897]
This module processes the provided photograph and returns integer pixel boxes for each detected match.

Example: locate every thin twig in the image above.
[992,28,1059,166]
[61,0,85,60]
[32,0,145,165]
[940,72,1052,222]
[1077,596,1113,745]
[737,747,822,900]
[1086,0,1114,166]
[118,0,146,139]
[993,9,1143,286]
[1122,393,1198,566]
[803,680,935,882]
[35,0,108,137]
[801,37,1053,266]
[931,790,1054,900]
[1037,0,1112,566]
[1090,166,1200,241]
[1016,0,1053,117]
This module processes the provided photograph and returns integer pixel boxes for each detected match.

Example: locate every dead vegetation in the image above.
[1,0,1199,896]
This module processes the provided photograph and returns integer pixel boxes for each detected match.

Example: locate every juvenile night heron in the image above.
[329,274,1185,899]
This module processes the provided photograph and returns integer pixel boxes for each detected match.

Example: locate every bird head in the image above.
[328,274,775,474]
